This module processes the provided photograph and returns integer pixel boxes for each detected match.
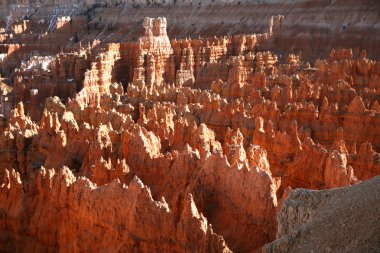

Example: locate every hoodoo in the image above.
[0,1,379,252]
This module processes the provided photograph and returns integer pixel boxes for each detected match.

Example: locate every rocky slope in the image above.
[0,2,379,253]
[263,175,380,253]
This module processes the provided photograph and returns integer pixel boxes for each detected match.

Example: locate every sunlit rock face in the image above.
[0,1,380,253]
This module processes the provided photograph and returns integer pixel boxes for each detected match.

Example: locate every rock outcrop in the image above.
[263,175,380,253]
[0,167,231,253]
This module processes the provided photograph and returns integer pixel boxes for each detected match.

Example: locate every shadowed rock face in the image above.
[0,2,379,253]
[263,175,380,253]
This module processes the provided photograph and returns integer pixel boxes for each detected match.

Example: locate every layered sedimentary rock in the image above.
[0,2,379,253]
[2,0,379,60]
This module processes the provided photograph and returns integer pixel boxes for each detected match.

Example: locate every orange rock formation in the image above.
[0,1,379,252]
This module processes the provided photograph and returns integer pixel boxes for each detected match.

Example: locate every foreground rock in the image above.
[0,167,231,253]
[263,176,380,253]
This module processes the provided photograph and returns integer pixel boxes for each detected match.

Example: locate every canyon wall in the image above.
[0,0,379,61]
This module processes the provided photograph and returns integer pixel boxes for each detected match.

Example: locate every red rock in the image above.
[0,5,379,252]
